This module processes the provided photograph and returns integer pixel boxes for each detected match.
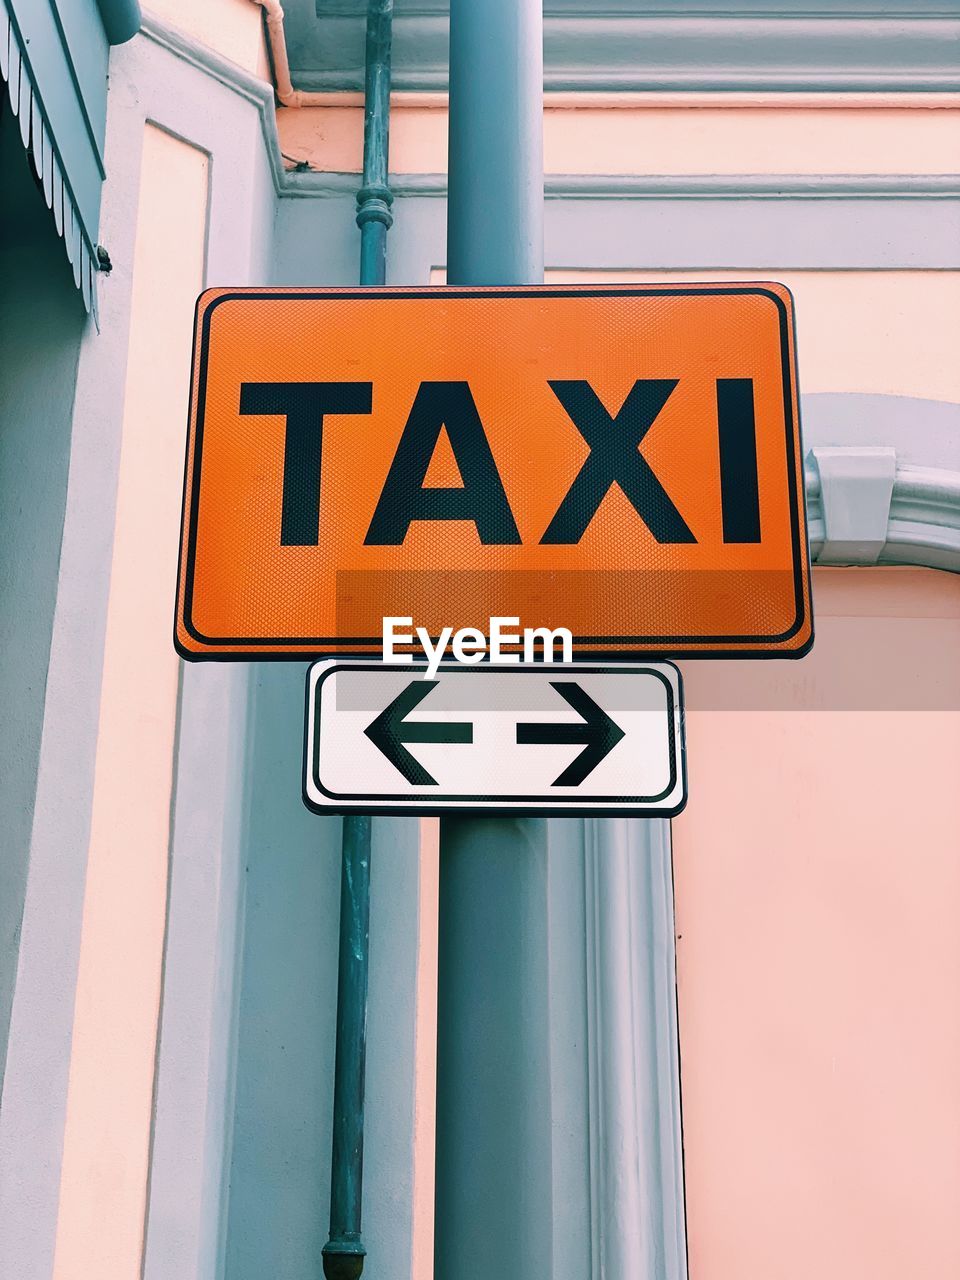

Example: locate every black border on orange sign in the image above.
[174,284,813,661]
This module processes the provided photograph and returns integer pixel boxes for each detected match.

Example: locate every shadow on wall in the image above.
[0,102,87,1089]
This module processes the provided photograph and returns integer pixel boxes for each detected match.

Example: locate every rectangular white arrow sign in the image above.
[303,660,686,816]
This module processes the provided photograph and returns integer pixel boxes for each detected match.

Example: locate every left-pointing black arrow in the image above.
[516,682,625,786]
[364,681,473,786]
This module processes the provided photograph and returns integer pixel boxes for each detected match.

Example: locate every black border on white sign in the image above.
[302,660,688,817]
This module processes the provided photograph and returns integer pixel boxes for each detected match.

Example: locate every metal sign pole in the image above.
[435,1,547,1276]
[321,4,393,1277]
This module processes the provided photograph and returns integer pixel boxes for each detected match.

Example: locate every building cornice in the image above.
[289,12,960,94]
[141,15,960,200]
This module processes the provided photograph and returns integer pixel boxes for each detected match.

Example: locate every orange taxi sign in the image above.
[175,285,811,659]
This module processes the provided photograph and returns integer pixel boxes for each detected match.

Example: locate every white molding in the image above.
[280,170,960,200]
[806,456,960,571]
[548,174,960,201]
[812,446,897,564]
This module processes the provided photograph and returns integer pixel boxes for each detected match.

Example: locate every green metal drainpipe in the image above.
[321,5,393,1279]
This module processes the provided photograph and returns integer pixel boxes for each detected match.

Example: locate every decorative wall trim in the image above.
[289,12,960,94]
[279,170,960,200]
[550,174,960,201]
[805,456,960,571]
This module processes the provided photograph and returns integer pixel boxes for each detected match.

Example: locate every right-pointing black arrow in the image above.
[516,682,625,786]
[365,680,473,786]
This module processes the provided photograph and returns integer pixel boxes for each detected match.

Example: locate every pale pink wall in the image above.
[52,125,209,1280]
[147,0,270,79]
[673,567,960,1280]
[276,97,960,176]
[549,270,960,403]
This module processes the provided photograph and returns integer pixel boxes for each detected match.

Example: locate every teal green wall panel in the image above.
[48,0,111,152]
[1,0,138,310]
[95,0,139,45]
[5,0,107,236]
